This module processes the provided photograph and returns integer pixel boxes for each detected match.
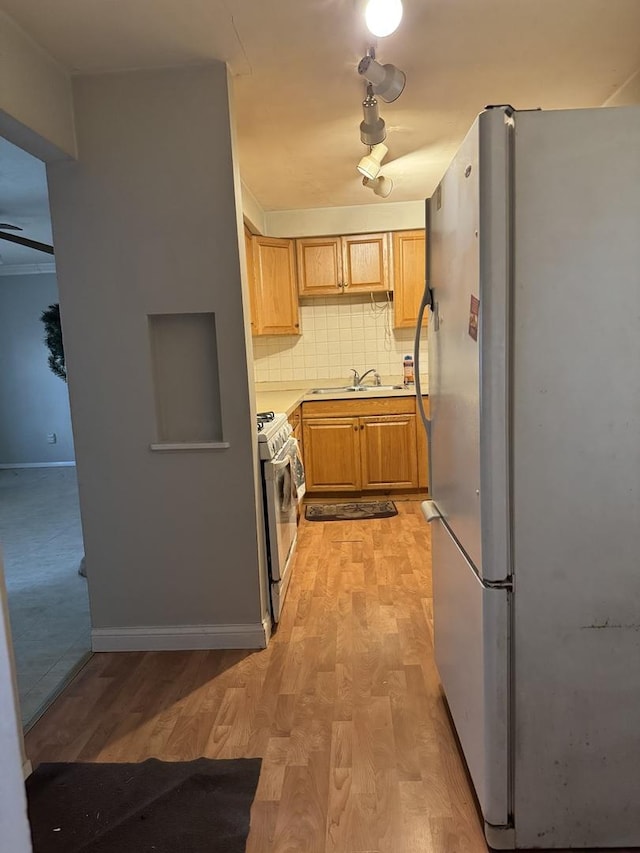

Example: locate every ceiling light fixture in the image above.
[360,85,386,146]
[357,143,388,180]
[358,53,406,103]
[364,0,403,38]
[362,175,394,198]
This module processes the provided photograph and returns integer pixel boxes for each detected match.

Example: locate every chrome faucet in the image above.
[350,368,381,387]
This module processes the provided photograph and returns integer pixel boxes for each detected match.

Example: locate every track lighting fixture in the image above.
[362,175,393,198]
[360,84,386,146]
[357,143,388,181]
[364,0,403,38]
[358,54,406,103]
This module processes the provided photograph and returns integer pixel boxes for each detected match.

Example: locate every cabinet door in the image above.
[252,236,300,335]
[360,414,419,489]
[303,418,361,491]
[342,233,390,292]
[393,230,427,329]
[296,237,343,296]
[244,226,258,335]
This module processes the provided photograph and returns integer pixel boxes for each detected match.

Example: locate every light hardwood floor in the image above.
[25,501,489,852]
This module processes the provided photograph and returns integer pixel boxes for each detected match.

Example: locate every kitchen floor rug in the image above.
[305,500,398,521]
[26,757,261,853]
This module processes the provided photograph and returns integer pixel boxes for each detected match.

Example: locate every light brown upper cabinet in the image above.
[296,237,343,296]
[243,226,257,335]
[297,232,390,295]
[392,230,427,328]
[251,235,300,336]
[341,233,390,293]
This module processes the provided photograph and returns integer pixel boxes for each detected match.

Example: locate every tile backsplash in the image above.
[253,294,428,384]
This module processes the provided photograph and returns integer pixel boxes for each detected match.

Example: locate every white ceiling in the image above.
[0,0,639,262]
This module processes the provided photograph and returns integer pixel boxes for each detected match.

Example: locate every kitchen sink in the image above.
[309,384,404,394]
[364,384,405,391]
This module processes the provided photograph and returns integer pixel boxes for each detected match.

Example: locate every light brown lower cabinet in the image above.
[360,415,418,489]
[302,397,426,493]
[302,417,361,491]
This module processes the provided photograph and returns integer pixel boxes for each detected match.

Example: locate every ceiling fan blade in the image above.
[0,223,23,231]
[0,231,54,255]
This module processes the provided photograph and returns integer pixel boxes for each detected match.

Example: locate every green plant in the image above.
[40,303,67,382]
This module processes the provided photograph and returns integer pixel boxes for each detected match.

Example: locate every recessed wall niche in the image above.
[148,312,224,448]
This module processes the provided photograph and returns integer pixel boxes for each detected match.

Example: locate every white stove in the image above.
[256,410,305,624]
[256,412,291,460]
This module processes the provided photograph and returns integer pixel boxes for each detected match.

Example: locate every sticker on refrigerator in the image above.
[468,295,480,341]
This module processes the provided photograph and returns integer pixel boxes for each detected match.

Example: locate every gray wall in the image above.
[0,9,76,160]
[46,63,264,635]
[0,555,32,853]
[0,273,75,465]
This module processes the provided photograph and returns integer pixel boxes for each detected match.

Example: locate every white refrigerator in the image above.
[415,104,640,849]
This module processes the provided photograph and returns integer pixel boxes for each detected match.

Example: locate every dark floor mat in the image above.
[305,500,398,521]
[26,757,261,853]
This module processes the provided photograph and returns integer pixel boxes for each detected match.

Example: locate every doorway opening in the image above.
[0,137,91,729]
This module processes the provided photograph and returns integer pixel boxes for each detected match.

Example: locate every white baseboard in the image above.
[0,462,76,469]
[22,760,33,779]
[91,622,269,652]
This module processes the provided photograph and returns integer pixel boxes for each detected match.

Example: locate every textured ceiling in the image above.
[0,0,639,232]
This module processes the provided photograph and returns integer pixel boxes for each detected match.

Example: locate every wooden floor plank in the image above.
[24,501,491,852]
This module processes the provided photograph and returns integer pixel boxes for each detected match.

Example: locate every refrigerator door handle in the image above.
[414,282,434,433]
[415,199,433,432]
[421,500,441,523]
[414,289,430,426]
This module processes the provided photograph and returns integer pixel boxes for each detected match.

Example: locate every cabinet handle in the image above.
[360,424,364,430]
[353,425,358,431]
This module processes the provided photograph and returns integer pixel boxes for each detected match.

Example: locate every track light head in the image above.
[359,84,386,146]
[358,55,406,103]
[357,143,388,180]
[363,175,394,198]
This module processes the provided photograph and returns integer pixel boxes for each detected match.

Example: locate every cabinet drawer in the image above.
[303,396,415,418]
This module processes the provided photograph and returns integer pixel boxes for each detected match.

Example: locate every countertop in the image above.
[255,377,428,417]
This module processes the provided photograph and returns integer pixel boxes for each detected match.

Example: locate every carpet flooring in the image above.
[27,758,262,853]
[0,468,90,726]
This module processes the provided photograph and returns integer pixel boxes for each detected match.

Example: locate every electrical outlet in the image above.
[47,433,57,444]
